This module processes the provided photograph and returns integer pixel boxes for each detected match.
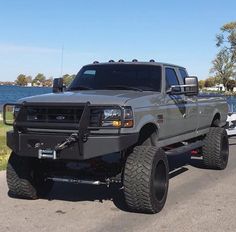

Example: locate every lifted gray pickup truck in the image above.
[3,60,229,214]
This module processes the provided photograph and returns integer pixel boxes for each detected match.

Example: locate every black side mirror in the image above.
[53,78,64,93]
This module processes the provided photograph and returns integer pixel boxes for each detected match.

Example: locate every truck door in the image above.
[163,67,188,138]
[178,68,198,132]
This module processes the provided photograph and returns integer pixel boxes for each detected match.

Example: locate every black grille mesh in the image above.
[26,107,84,123]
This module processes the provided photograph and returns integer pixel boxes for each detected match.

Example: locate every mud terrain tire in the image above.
[7,152,53,199]
[202,127,229,170]
[124,146,169,214]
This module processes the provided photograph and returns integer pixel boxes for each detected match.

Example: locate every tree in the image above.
[210,49,235,88]
[211,21,236,88]
[26,76,32,85]
[70,74,76,80]
[204,77,215,88]
[226,79,236,92]
[15,74,28,86]
[33,73,46,86]
[198,80,205,89]
[43,78,53,87]
[216,21,236,62]
[62,74,75,87]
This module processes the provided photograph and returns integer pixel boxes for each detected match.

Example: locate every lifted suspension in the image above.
[46,176,121,187]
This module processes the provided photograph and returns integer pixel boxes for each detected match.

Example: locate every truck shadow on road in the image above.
[43,152,205,212]
[48,182,128,211]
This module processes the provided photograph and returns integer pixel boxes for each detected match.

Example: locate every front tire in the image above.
[124,146,169,214]
[7,152,53,199]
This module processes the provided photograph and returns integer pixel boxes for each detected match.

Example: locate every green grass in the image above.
[0,120,11,171]
[4,109,14,124]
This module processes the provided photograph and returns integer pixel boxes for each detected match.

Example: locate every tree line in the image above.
[201,21,236,91]
[15,73,76,87]
[199,77,236,91]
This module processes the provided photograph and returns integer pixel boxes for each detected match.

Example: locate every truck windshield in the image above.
[68,64,162,92]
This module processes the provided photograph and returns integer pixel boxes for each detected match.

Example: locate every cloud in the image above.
[0,43,60,54]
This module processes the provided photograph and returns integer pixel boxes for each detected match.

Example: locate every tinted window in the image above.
[165,68,179,90]
[69,64,162,92]
[179,68,188,83]
[83,70,96,76]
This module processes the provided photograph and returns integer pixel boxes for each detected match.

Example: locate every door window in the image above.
[165,68,180,90]
[179,68,188,83]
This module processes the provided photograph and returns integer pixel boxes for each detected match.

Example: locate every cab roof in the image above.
[85,61,186,70]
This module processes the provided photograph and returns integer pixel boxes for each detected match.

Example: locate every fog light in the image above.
[112,120,122,127]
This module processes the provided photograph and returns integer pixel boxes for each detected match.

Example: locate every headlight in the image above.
[90,106,133,128]
[102,108,122,127]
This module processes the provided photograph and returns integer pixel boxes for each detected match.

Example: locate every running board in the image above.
[165,140,203,156]
[47,177,107,185]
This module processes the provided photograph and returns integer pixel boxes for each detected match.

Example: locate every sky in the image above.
[0,0,236,81]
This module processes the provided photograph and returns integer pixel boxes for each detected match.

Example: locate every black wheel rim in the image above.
[153,160,167,202]
[221,135,229,163]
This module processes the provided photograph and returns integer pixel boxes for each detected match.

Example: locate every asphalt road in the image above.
[1,138,236,232]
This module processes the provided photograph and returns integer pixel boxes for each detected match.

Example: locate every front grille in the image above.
[26,107,84,124]
[15,103,118,130]
[90,109,103,127]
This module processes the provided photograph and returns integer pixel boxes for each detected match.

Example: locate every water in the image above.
[0,85,51,111]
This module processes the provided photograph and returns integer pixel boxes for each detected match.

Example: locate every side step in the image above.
[165,140,203,156]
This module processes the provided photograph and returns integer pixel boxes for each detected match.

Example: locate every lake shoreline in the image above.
[0,85,51,110]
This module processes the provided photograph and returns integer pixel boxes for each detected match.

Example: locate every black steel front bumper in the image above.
[7,131,139,160]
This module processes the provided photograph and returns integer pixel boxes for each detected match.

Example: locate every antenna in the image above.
[60,44,64,77]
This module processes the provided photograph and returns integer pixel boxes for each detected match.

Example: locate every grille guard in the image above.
[4,102,138,160]
[3,101,123,130]
[12,101,91,130]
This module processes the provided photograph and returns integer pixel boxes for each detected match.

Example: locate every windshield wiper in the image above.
[106,85,143,92]
[69,86,93,91]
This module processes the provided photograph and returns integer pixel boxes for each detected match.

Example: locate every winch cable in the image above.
[54,133,79,152]
[54,102,91,154]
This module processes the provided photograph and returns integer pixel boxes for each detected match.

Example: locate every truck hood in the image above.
[19,90,160,106]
